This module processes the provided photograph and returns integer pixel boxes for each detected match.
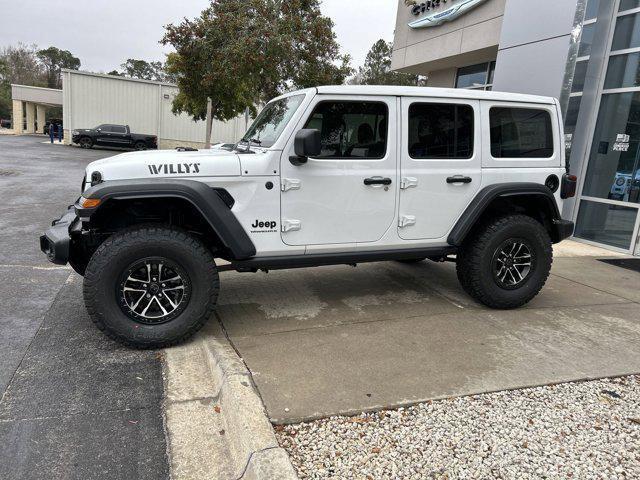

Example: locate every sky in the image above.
[0,0,398,73]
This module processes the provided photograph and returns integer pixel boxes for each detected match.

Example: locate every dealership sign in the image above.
[409,0,489,29]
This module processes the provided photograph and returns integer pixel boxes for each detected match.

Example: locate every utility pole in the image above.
[205,97,213,149]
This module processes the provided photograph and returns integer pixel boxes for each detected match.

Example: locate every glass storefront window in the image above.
[565,96,582,157]
[620,0,640,12]
[582,92,640,203]
[585,0,600,20]
[572,1,640,255]
[605,52,640,89]
[456,63,489,89]
[578,23,596,57]
[487,61,496,85]
[575,200,638,249]
[572,60,589,92]
[612,12,640,51]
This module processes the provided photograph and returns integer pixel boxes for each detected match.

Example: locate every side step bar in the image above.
[219,247,457,273]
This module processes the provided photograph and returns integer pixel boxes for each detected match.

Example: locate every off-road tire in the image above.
[83,225,219,348]
[456,215,552,309]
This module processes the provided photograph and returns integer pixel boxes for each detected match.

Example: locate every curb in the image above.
[163,322,298,480]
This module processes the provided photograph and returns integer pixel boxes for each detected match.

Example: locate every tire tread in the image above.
[83,225,219,349]
[456,214,552,309]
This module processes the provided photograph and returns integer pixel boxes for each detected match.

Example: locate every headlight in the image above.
[73,130,79,135]
[616,177,625,186]
[90,171,103,186]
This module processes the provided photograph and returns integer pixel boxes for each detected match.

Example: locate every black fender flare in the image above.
[447,183,573,246]
[77,179,256,260]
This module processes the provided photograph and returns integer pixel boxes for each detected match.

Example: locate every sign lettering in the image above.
[408,0,489,29]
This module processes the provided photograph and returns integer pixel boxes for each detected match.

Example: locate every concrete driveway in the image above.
[215,251,640,424]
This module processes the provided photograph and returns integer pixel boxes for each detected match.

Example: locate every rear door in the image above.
[280,96,398,246]
[398,97,481,240]
[110,125,131,147]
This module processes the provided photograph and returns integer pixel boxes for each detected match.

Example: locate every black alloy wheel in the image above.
[117,257,191,325]
[491,239,534,290]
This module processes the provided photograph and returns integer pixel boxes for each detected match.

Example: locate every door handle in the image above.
[446,176,473,184]
[364,177,392,186]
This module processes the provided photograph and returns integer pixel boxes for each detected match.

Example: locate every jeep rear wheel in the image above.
[134,141,148,151]
[456,215,552,309]
[83,225,219,348]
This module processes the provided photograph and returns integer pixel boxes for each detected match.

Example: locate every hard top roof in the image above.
[305,85,557,105]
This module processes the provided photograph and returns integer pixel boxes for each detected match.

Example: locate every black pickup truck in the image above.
[72,124,157,150]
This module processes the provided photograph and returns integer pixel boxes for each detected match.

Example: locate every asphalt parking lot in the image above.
[0,136,168,480]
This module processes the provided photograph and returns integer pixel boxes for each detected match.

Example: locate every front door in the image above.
[398,97,482,240]
[95,125,112,146]
[280,96,398,246]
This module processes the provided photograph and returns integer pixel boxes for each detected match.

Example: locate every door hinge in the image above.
[281,219,302,233]
[400,177,418,190]
[281,178,301,192]
[399,215,416,228]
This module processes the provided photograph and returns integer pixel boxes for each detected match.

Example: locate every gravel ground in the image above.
[276,376,640,480]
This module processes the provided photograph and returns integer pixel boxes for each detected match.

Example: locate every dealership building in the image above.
[393,0,640,255]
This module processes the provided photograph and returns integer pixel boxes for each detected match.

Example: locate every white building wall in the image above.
[492,0,579,98]
[63,70,249,148]
[158,84,205,144]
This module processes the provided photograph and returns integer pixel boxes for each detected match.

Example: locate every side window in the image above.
[408,103,474,159]
[490,107,554,158]
[98,125,111,132]
[303,101,388,159]
[111,125,127,134]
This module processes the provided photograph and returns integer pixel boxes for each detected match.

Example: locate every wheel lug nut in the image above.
[162,283,166,287]
[146,294,151,298]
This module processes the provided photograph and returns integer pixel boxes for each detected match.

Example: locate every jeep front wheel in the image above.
[83,225,219,348]
[456,215,552,309]
[79,137,93,149]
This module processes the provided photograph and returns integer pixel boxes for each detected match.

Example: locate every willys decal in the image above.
[148,163,201,175]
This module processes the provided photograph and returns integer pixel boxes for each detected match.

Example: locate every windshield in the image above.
[240,94,305,148]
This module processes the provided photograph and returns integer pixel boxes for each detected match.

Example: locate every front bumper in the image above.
[40,207,80,265]
[553,219,575,243]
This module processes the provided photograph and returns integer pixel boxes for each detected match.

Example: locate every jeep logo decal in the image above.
[251,219,277,233]
[148,163,201,175]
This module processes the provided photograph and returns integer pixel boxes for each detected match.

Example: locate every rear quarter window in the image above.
[490,107,554,158]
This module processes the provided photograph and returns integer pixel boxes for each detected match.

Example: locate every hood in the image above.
[85,149,242,182]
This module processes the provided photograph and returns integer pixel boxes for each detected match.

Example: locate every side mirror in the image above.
[290,129,321,166]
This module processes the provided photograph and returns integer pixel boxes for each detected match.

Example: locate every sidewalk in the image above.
[214,242,640,424]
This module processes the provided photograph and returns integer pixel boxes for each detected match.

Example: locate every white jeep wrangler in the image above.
[41,86,577,348]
